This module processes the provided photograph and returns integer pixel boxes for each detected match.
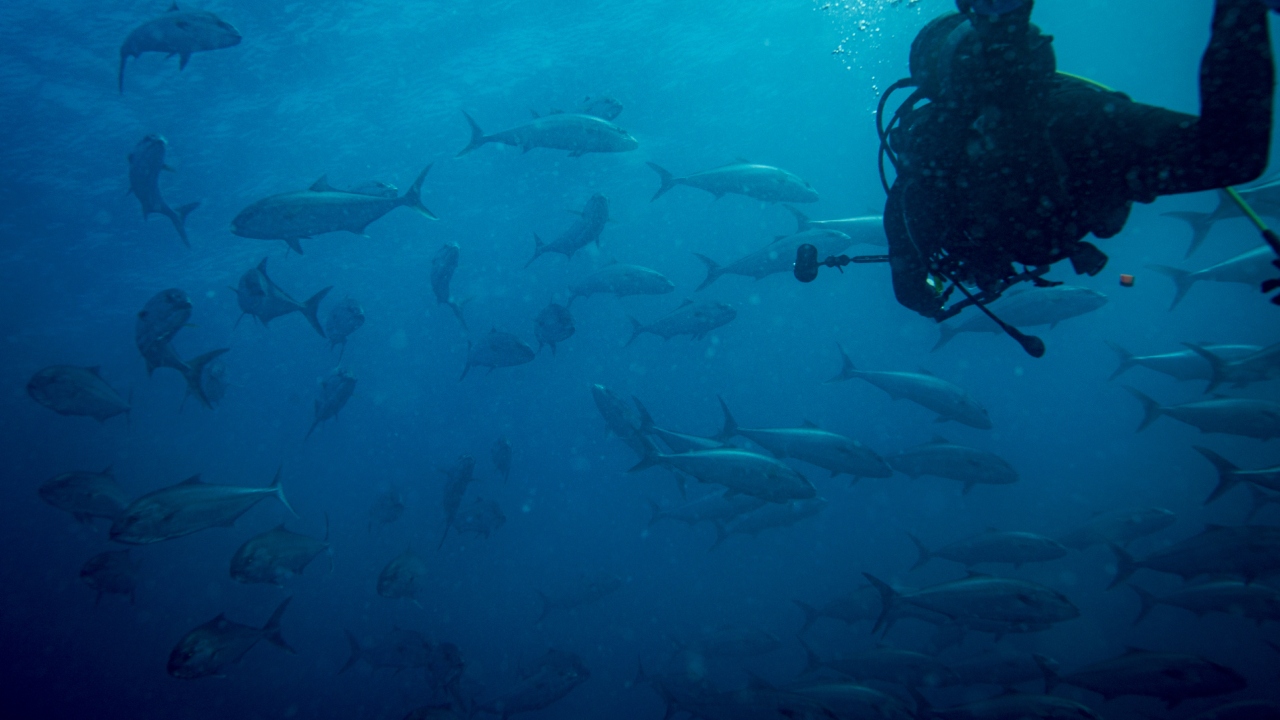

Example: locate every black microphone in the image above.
[794,244,819,283]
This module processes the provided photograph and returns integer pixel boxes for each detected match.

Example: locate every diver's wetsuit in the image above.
[886,0,1275,317]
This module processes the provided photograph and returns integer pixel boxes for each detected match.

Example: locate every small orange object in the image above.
[1119,274,1135,287]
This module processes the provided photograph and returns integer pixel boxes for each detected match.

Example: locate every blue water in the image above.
[1,1,1278,718]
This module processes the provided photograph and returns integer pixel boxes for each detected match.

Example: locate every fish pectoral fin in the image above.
[178,52,192,70]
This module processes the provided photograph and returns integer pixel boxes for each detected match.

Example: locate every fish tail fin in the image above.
[799,637,823,675]
[179,347,228,409]
[693,253,722,291]
[794,600,820,635]
[1246,483,1280,521]
[525,234,546,268]
[627,434,663,473]
[262,597,295,653]
[785,204,810,233]
[438,523,450,549]
[1108,543,1138,590]
[906,532,932,571]
[166,201,199,247]
[302,287,333,338]
[402,164,437,219]
[118,49,129,93]
[1195,446,1242,504]
[1147,264,1195,309]
[1182,343,1229,393]
[270,466,297,517]
[1106,342,1136,381]
[714,395,738,441]
[1130,585,1159,626]
[646,162,677,201]
[1162,210,1216,258]
[633,397,655,433]
[862,573,899,634]
[908,688,934,719]
[304,418,320,441]
[931,323,959,352]
[339,629,362,673]
[448,299,467,328]
[825,343,858,384]
[709,522,729,550]
[646,499,665,527]
[625,316,645,347]
[1033,653,1060,695]
[457,112,488,156]
[1123,386,1162,432]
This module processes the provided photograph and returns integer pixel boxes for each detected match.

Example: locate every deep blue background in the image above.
[1,1,1278,718]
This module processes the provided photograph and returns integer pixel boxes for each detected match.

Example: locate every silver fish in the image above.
[828,346,992,429]
[1150,245,1277,309]
[324,297,365,359]
[438,455,477,548]
[1110,524,1280,586]
[460,330,535,380]
[786,206,887,245]
[229,519,330,586]
[1164,184,1280,258]
[110,468,293,544]
[1108,342,1260,382]
[1038,650,1246,708]
[908,530,1066,570]
[127,135,199,246]
[1127,387,1280,440]
[231,167,435,254]
[648,491,765,528]
[865,573,1079,634]
[712,497,827,549]
[801,641,958,688]
[167,598,294,679]
[634,397,726,454]
[627,299,736,345]
[1056,507,1177,550]
[119,4,241,93]
[696,229,851,290]
[378,549,429,604]
[888,437,1017,492]
[915,691,1100,720]
[717,398,891,481]
[80,550,138,605]
[648,161,818,203]
[452,498,505,539]
[459,111,637,157]
[566,263,675,306]
[368,487,406,531]
[135,287,193,375]
[27,366,130,422]
[431,242,466,326]
[233,258,331,337]
[526,195,610,267]
[533,303,575,355]
[491,437,513,481]
[1197,446,1280,504]
[306,367,356,439]
[1131,580,1280,626]
[1186,341,1280,392]
[631,442,816,504]
[38,466,129,525]
[933,286,1108,351]
[479,649,589,718]
[340,627,432,673]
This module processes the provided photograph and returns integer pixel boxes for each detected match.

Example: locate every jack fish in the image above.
[325,297,365,360]
[526,195,610,266]
[453,498,506,539]
[491,437,513,481]
[1131,580,1280,626]
[566,263,674,306]
[865,573,1079,634]
[648,161,818,203]
[230,519,330,586]
[234,258,332,337]
[460,330,535,380]
[1186,341,1280,392]
[167,598,294,679]
[110,468,294,544]
[479,649,589,719]
[1038,649,1246,708]
[378,550,429,605]
[908,530,1066,570]
[39,466,129,525]
[933,286,1108,351]
[306,367,356,439]
[627,299,736,345]
[80,550,139,605]
[533,303,575,355]
[27,366,130,422]
[1056,507,1177,550]
[696,229,852,290]
[1126,387,1280,440]
[119,4,241,93]
[717,398,891,480]
[1150,245,1277,309]
[135,288,193,375]
[889,437,1017,492]
[431,242,466,326]
[786,206,887,245]
[536,574,622,622]
[1108,343,1260,382]
[711,497,827,549]
[459,111,637,157]
[127,135,199,245]
[1110,524,1280,586]
[828,346,992,429]
[631,440,816,504]
[438,455,477,548]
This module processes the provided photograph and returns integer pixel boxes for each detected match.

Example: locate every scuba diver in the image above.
[860,0,1276,343]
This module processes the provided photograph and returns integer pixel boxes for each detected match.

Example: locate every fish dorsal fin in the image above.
[917,367,937,377]
[801,420,820,429]
[102,464,115,475]
[275,523,289,531]
[929,436,950,445]
[745,672,774,691]
[679,299,694,308]
[180,474,203,485]
[309,176,334,192]
[529,109,541,119]
[87,366,103,377]
[169,3,180,11]
[256,257,270,276]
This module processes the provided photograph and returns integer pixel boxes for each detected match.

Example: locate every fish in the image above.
[717,397,892,481]
[828,346,992,429]
[1149,245,1277,309]
[1037,649,1247,709]
[932,286,1108,351]
[190,357,228,408]
[126,135,200,246]
[794,586,883,634]
[368,487,406,531]
[1186,341,1280,392]
[229,518,330,586]
[711,497,828,549]
[1126,387,1280,440]
[175,349,232,410]
[1056,507,1177,550]
[1107,342,1260,382]
[864,573,1079,635]
[38,467,130,525]
[785,206,887,243]
[135,288,193,375]
[536,573,622,622]
[491,437,513,481]
[452,498,505,539]
[110,467,293,544]
[422,642,468,710]
[438,455,478,548]
[533,303,575,355]
[647,161,819,203]
[1130,580,1280,626]
[695,229,852,290]
[1187,700,1280,720]
[789,681,915,720]
[458,111,637,157]
[118,4,242,93]
[341,627,433,673]
[634,397,726,454]
[27,366,131,422]
[630,441,817,505]
[565,263,675,306]
[306,367,357,439]
[570,96,623,120]
[344,180,399,197]
[907,530,1067,570]
[460,330,535,380]
[478,649,590,719]
[1164,184,1280,257]
[167,598,294,679]
[231,167,436,254]
[233,258,332,337]
[684,626,782,658]
[627,299,736,345]
[1197,446,1280,506]
[378,549,429,605]
[80,550,138,605]
[944,649,1055,690]
[647,492,766,528]
[324,297,365,360]
[913,691,1101,720]
[1109,524,1280,587]
[526,195,610,267]
[592,384,644,440]
[801,640,958,688]
[431,243,467,326]
[888,437,1017,493]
